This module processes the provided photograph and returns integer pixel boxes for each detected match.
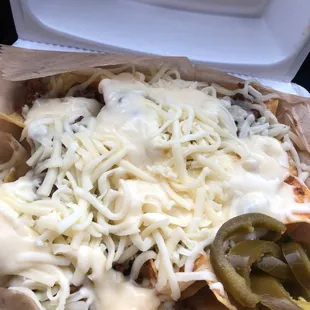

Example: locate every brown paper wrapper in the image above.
[1,44,310,309]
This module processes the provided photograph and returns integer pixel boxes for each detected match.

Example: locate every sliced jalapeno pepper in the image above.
[228,240,282,285]
[251,274,302,310]
[210,213,286,308]
[255,255,293,281]
[282,242,310,294]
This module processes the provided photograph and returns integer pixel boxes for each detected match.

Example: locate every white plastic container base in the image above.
[9,0,310,96]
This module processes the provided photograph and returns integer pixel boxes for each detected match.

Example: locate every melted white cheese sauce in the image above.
[93,270,160,310]
[225,135,309,222]
[96,79,161,166]
[0,204,40,276]
[0,191,70,287]
[25,97,101,146]
[26,97,101,124]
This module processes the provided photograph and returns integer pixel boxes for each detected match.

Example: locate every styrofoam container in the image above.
[9,0,310,96]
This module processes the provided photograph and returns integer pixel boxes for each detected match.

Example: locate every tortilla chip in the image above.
[192,254,238,310]
[141,259,157,288]
[0,112,24,128]
[180,281,207,300]
[47,72,101,98]
[264,99,279,115]
[286,222,310,245]
[0,288,39,310]
[285,175,310,203]
[207,290,238,310]
[142,254,219,303]
[142,253,238,309]
[178,256,210,300]
[3,167,17,183]
[0,132,30,180]
[288,155,298,177]
[178,254,238,309]
[193,254,208,271]
[296,297,310,310]
[284,175,310,224]
[177,286,228,310]
[0,118,23,142]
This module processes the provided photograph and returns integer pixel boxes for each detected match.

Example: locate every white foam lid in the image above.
[10,0,310,92]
